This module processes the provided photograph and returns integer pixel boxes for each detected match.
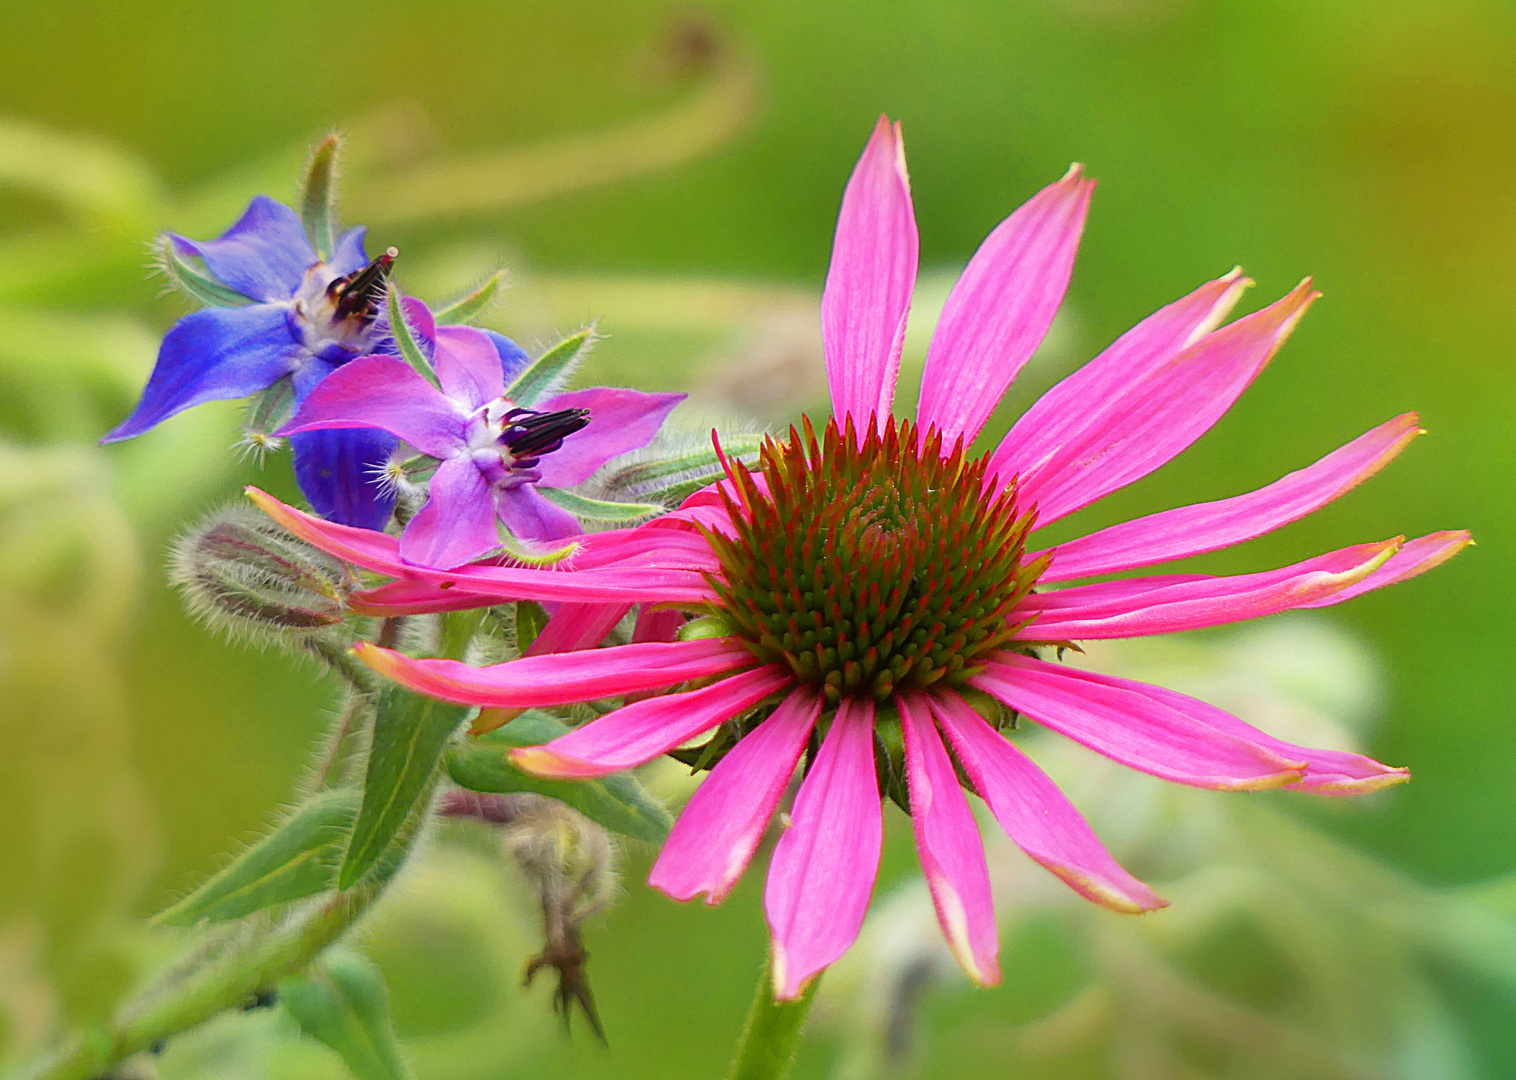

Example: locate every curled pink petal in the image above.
[355,636,757,709]
[1036,413,1423,581]
[897,693,1001,985]
[823,116,918,432]
[433,325,506,410]
[765,697,884,1000]
[276,356,463,459]
[972,655,1306,790]
[1299,530,1472,609]
[917,165,1093,446]
[931,689,1164,912]
[1014,539,1399,641]
[1131,681,1409,795]
[400,455,501,569]
[649,686,822,904]
[248,486,715,605]
[512,665,794,778]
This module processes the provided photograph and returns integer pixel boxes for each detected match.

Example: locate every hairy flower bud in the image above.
[169,505,353,645]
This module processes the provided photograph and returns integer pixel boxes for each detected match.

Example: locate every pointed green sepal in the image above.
[434,270,504,325]
[537,487,663,523]
[384,283,440,389]
[301,134,342,261]
[155,790,360,925]
[281,950,411,1080]
[338,689,468,889]
[447,712,673,843]
[505,327,594,407]
[157,235,252,307]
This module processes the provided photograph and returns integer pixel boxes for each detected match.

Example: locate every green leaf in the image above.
[301,134,342,261]
[505,327,593,407]
[384,284,439,389]
[446,712,673,843]
[434,271,503,325]
[281,950,411,1080]
[156,790,360,925]
[339,690,468,889]
[536,487,663,523]
[515,600,548,653]
[157,235,252,308]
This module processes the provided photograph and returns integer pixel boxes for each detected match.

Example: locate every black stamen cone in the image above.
[705,416,1048,704]
[330,246,398,318]
[503,408,592,459]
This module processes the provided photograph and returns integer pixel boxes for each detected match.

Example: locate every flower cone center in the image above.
[707,417,1046,703]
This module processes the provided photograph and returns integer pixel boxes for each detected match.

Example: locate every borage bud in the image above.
[170,505,353,646]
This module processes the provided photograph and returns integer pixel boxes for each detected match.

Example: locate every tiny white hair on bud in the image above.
[580,419,769,510]
[169,503,354,653]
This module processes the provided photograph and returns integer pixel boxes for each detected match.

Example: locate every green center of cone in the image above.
[706,416,1048,704]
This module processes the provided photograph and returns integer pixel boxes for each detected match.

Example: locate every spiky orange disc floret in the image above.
[704,416,1049,704]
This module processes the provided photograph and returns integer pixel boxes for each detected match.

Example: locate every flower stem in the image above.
[727,951,820,1080]
[17,886,379,1080]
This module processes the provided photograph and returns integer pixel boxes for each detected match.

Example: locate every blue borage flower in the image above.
[103,195,407,528]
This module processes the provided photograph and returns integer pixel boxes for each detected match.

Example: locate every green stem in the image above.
[727,951,820,1080]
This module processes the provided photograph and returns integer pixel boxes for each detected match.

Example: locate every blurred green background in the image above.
[0,0,1513,1077]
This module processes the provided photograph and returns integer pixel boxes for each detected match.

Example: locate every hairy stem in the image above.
[727,951,820,1080]
[18,886,379,1080]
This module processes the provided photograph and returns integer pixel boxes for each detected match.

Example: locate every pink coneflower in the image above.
[250,117,1468,1000]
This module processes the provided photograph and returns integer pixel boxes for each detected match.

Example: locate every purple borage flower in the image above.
[277,311,684,569]
[102,195,405,529]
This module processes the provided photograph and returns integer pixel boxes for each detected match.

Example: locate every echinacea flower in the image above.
[277,314,684,568]
[249,117,1469,1000]
[103,195,403,528]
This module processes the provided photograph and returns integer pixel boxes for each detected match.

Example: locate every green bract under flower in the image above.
[705,417,1048,704]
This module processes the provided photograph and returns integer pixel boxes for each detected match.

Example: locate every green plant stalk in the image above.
[19,884,380,1080]
[726,951,820,1080]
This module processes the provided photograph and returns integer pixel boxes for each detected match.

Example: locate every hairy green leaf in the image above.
[281,950,411,1080]
[384,284,439,388]
[156,790,359,925]
[447,712,673,843]
[301,134,341,260]
[505,327,593,407]
[158,235,252,308]
[536,487,663,523]
[339,690,468,889]
[434,270,503,325]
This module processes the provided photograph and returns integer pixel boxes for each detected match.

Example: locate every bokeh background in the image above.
[1,1,1513,1077]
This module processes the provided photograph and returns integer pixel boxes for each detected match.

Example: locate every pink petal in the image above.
[823,116,919,433]
[276,356,464,459]
[916,166,1093,446]
[246,488,715,606]
[527,602,631,656]
[1013,539,1400,641]
[633,606,687,643]
[931,689,1164,912]
[648,686,822,904]
[349,579,493,616]
[399,455,501,569]
[434,325,505,411]
[1130,681,1410,795]
[765,697,884,1000]
[511,665,794,778]
[1003,279,1317,524]
[1036,413,1423,582]
[571,525,722,573]
[897,693,1001,985]
[1299,530,1472,609]
[534,388,686,487]
[355,636,757,708]
[972,655,1306,790]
